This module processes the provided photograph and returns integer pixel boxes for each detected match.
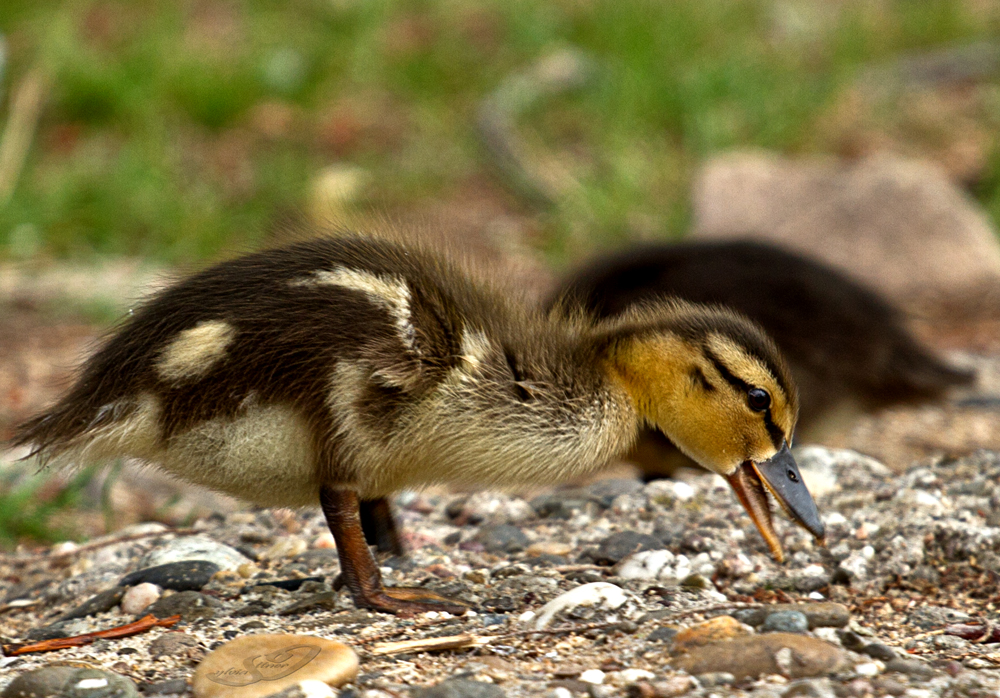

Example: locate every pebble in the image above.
[534,583,630,630]
[761,611,810,634]
[854,662,881,677]
[261,538,309,561]
[782,678,836,698]
[26,618,90,642]
[579,670,605,685]
[411,678,505,698]
[145,591,222,622]
[526,541,573,557]
[119,561,221,591]
[670,633,849,681]
[120,583,161,615]
[258,680,337,698]
[3,668,140,698]
[862,643,897,661]
[733,603,850,629]
[672,616,753,654]
[593,532,663,564]
[477,524,530,553]
[697,672,735,686]
[627,676,695,697]
[646,627,678,644]
[883,657,934,680]
[192,634,358,698]
[587,478,644,507]
[56,586,127,621]
[149,631,201,659]
[277,591,340,616]
[142,679,189,695]
[140,537,249,572]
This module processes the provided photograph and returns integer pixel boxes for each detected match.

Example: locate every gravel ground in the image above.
[2,446,1000,698]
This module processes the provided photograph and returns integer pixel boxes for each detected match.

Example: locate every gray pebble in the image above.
[144,591,221,622]
[139,536,248,571]
[119,561,220,591]
[148,631,200,658]
[782,678,836,698]
[140,679,188,696]
[646,626,678,643]
[56,587,126,622]
[477,524,530,553]
[762,610,810,634]
[277,590,340,615]
[593,531,663,565]
[862,643,897,661]
[884,656,935,679]
[3,668,139,698]
[411,678,505,698]
[26,618,90,642]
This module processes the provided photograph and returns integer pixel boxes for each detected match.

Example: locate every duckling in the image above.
[14,234,823,616]
[553,239,975,477]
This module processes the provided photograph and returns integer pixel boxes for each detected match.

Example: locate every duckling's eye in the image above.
[747,388,770,412]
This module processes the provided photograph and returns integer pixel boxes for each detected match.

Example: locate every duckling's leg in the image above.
[319,486,468,616]
[359,497,406,556]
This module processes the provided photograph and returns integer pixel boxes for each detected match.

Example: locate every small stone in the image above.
[593,532,663,565]
[141,537,249,572]
[534,583,630,630]
[149,631,201,659]
[862,643,897,661]
[762,611,809,634]
[2,667,78,698]
[411,678,505,698]
[905,605,971,631]
[277,591,340,616]
[883,657,934,680]
[142,679,189,695]
[57,587,127,621]
[477,525,530,553]
[673,616,753,654]
[670,633,849,681]
[4,669,141,698]
[260,679,337,698]
[526,542,573,557]
[627,676,694,698]
[120,561,221,592]
[145,591,222,622]
[261,538,309,561]
[646,627,678,644]
[120,583,161,615]
[579,670,605,685]
[782,678,836,698]
[587,478,644,507]
[192,634,358,698]
[854,662,881,677]
[732,603,849,629]
[26,619,90,642]
[697,672,735,686]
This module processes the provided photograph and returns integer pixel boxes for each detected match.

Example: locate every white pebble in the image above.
[808,591,825,600]
[823,512,848,526]
[551,689,573,698]
[904,690,934,698]
[518,610,536,623]
[534,583,628,630]
[51,541,79,555]
[855,662,881,677]
[121,583,161,615]
[862,545,875,559]
[615,669,654,683]
[579,670,605,685]
[298,679,337,698]
[672,481,695,500]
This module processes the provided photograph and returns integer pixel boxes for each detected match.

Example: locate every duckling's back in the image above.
[13,237,469,504]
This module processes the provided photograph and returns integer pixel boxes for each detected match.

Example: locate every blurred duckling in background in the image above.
[15,234,823,615]
[553,239,976,478]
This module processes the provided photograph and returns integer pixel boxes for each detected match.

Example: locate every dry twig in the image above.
[2,614,180,656]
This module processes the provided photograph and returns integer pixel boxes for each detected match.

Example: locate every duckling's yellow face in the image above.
[612,331,796,473]
[609,322,824,561]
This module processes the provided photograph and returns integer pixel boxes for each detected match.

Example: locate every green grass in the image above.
[0,465,97,546]
[0,1,997,262]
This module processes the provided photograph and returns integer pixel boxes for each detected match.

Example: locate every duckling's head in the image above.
[604,301,824,561]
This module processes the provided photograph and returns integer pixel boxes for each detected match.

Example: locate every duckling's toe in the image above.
[362,588,469,617]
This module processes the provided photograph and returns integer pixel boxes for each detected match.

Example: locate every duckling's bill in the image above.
[726,444,825,563]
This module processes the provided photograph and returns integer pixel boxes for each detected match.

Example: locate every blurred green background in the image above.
[1,0,999,266]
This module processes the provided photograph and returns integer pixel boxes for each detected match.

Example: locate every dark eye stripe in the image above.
[703,348,752,393]
[762,409,785,449]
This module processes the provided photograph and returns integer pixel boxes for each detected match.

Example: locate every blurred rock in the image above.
[692,152,1000,323]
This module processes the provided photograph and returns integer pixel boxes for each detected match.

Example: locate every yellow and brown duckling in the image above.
[14,234,823,615]
[553,239,975,477]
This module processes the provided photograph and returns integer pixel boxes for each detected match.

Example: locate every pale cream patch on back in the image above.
[291,267,415,351]
[156,320,236,383]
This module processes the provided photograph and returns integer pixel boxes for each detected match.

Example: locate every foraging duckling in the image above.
[14,235,823,615]
[554,240,975,476]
